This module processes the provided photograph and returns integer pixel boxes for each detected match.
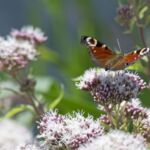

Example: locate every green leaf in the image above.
[4,105,34,119]
[49,84,64,109]
[139,6,148,19]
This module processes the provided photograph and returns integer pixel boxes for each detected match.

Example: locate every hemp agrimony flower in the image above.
[122,100,148,120]
[78,130,148,150]
[38,110,104,149]
[0,25,47,72]
[0,36,37,71]
[75,68,146,106]
[140,119,150,142]
[99,98,150,142]
[116,4,134,26]
[11,26,47,45]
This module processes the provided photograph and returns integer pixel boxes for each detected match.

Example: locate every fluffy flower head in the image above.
[11,26,47,45]
[78,130,147,150]
[38,110,104,149]
[76,68,146,105]
[0,36,37,71]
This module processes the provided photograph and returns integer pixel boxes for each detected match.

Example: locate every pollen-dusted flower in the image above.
[75,68,146,106]
[116,4,134,26]
[11,26,47,45]
[38,110,104,149]
[0,36,37,71]
[78,130,147,150]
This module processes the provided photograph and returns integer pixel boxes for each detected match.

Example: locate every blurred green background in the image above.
[0,0,150,118]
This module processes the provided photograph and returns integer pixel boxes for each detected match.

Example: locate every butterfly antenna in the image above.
[117,38,122,52]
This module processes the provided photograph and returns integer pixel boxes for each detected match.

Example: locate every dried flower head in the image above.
[116,4,134,26]
[0,36,37,71]
[75,68,146,106]
[78,130,147,150]
[11,26,47,45]
[38,110,104,149]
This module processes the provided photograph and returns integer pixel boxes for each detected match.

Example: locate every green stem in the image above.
[104,105,116,128]
[131,1,150,77]
[10,72,43,117]
[25,93,43,116]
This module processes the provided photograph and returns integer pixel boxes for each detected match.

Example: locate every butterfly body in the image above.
[81,35,150,70]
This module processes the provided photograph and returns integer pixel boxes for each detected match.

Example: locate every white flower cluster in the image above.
[0,37,37,71]
[78,130,147,150]
[38,110,104,149]
[76,68,146,105]
[11,26,47,44]
[0,26,46,71]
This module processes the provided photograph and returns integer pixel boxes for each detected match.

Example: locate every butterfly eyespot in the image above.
[139,48,150,56]
[86,37,97,47]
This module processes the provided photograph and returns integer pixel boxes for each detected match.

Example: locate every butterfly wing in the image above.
[81,35,150,70]
[81,35,117,69]
[124,48,150,63]
[111,48,150,70]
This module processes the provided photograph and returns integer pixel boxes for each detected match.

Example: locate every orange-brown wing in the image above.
[81,35,117,68]
[123,48,150,64]
[91,46,116,67]
[110,48,150,70]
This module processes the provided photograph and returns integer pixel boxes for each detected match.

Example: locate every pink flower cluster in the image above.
[76,68,146,106]
[38,110,104,149]
[11,26,47,45]
[0,26,47,72]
